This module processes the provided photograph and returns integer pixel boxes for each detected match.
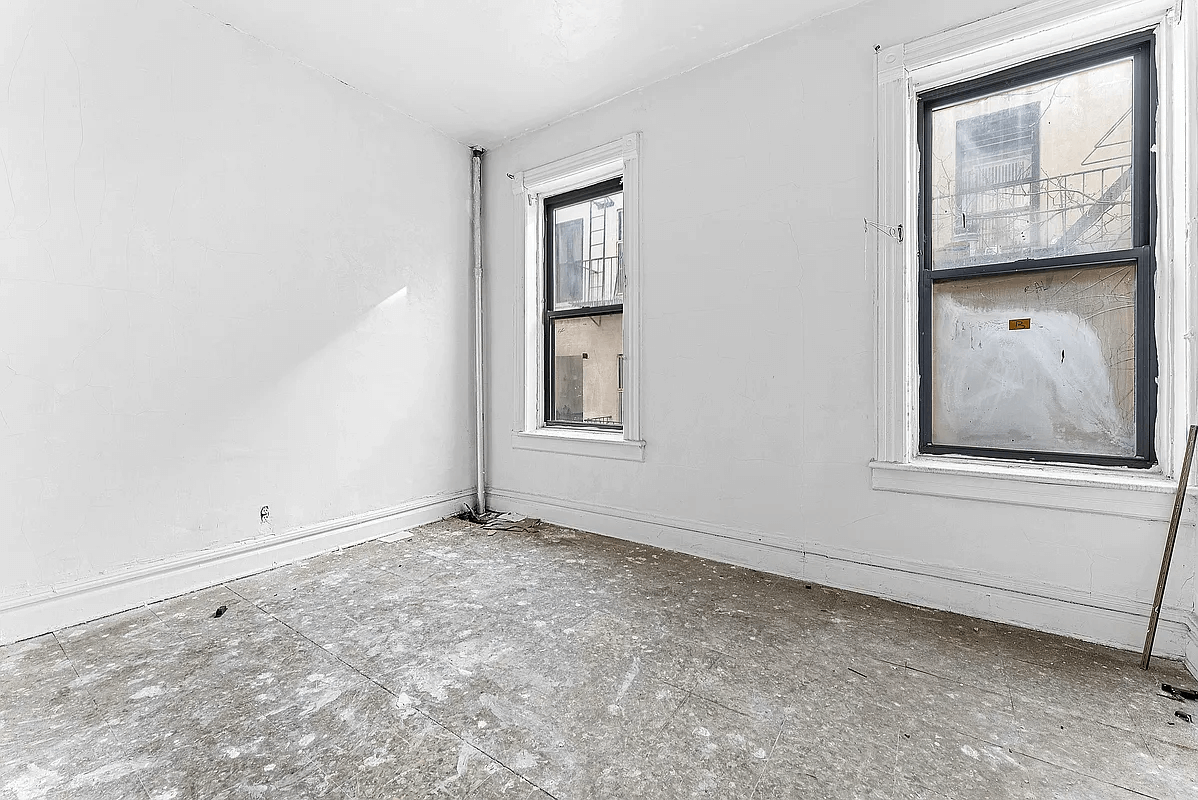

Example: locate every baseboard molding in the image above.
[488,487,1194,660]
[0,488,474,645]
[1186,613,1198,681]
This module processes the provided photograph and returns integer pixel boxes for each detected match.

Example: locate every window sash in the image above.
[916,33,1157,467]
[543,177,624,431]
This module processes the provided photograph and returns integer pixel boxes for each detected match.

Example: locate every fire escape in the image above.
[936,106,1134,265]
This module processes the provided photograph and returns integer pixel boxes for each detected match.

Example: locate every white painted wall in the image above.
[0,0,473,602]
[483,0,1198,657]
[183,0,868,146]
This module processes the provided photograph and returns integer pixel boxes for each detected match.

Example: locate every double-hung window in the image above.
[871,0,1196,515]
[511,134,644,461]
[918,34,1156,468]
[543,178,625,429]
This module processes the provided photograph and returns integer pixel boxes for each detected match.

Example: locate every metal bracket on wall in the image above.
[864,218,903,242]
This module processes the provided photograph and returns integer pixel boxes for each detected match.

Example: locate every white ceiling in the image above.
[186,0,863,147]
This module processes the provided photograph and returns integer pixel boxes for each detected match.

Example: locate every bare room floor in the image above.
[2,517,1196,799]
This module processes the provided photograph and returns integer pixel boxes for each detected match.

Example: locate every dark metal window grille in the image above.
[544,177,624,430]
[917,33,1156,467]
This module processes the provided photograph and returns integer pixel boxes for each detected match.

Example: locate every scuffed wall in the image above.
[482,0,1197,653]
[0,0,473,598]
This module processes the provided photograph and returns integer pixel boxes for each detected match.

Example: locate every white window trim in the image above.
[870,0,1196,516]
[510,134,645,462]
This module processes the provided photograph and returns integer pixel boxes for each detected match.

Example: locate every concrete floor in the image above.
[2,517,1197,799]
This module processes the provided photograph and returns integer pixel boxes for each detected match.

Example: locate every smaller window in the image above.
[512,133,642,459]
[544,177,624,430]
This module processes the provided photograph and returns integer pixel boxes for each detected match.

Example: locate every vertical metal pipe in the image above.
[471,148,486,515]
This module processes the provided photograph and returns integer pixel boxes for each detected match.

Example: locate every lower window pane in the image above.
[550,313,623,426]
[931,264,1136,457]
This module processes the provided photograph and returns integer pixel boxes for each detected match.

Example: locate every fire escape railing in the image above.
[931,163,1133,267]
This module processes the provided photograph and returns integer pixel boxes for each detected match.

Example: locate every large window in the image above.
[544,178,624,429]
[917,34,1156,467]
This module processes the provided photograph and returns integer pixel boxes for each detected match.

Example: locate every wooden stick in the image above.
[1142,424,1198,670]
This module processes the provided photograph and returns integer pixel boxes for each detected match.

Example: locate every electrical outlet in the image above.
[260,505,270,523]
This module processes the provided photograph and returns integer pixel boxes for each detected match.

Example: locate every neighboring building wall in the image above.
[483,0,1197,658]
[0,0,473,610]
[554,313,623,424]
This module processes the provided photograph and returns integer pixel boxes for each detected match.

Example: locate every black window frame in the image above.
[543,176,624,431]
[916,32,1157,469]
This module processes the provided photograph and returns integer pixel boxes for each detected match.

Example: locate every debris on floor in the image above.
[1161,682,1198,702]
[455,510,542,535]
[211,605,228,619]
[457,502,484,524]
[1176,710,1193,724]
[5,515,1198,799]
[480,514,540,535]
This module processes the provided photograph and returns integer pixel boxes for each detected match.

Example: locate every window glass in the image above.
[931,263,1136,456]
[929,58,1134,269]
[549,314,624,425]
[551,191,624,309]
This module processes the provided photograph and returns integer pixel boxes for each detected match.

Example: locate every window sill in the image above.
[512,429,646,462]
[870,457,1189,522]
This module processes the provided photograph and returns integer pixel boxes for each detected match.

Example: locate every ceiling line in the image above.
[172,0,468,147]
[489,0,877,149]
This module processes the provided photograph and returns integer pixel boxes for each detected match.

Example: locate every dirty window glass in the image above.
[929,58,1134,269]
[931,264,1136,456]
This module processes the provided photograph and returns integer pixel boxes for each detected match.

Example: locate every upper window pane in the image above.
[551,190,624,310]
[929,58,1134,269]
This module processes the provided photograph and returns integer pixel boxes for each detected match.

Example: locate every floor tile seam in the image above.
[1142,730,1198,754]
[1007,650,1158,672]
[406,703,565,800]
[891,726,904,793]
[1136,718,1198,753]
[744,718,788,800]
[650,685,700,735]
[206,588,472,791]
[1130,719,1161,762]
[127,764,156,800]
[868,656,1013,699]
[222,585,384,691]
[218,580,367,641]
[682,689,772,723]
[669,648,731,700]
[1001,743,1166,799]
[32,688,167,800]
[646,688,697,735]
[223,583,564,799]
[50,630,101,714]
[1010,694,1179,743]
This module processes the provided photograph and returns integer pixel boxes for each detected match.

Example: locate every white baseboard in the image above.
[1186,613,1198,681]
[488,487,1194,661]
[0,489,474,645]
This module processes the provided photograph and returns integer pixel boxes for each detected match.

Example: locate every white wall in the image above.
[483,0,1198,658]
[0,1,473,605]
